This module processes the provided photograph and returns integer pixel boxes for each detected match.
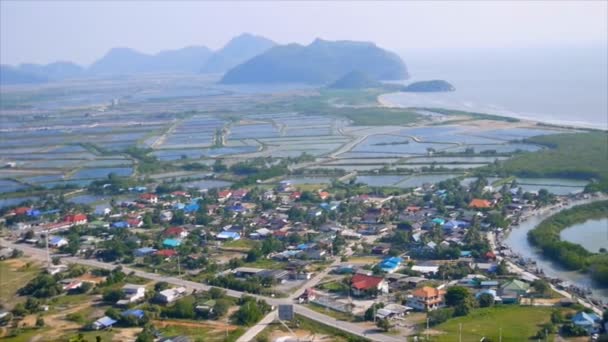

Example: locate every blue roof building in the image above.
[184,203,200,213]
[163,238,182,248]
[134,247,157,257]
[112,221,130,229]
[217,231,240,240]
[572,312,601,333]
[379,256,403,273]
[121,309,145,319]
[431,218,446,225]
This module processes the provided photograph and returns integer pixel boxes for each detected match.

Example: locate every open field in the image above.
[0,259,40,308]
[431,306,561,342]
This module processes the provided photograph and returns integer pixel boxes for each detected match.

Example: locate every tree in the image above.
[445,286,471,307]
[135,325,155,342]
[102,289,123,303]
[208,287,226,299]
[212,299,230,318]
[376,318,392,332]
[154,281,170,292]
[477,293,495,308]
[531,279,551,297]
[364,303,384,321]
[35,316,45,328]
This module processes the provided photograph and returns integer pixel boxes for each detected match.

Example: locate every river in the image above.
[503,197,608,302]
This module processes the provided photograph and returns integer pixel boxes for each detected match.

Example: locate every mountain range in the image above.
[1,34,408,86]
[221,39,408,84]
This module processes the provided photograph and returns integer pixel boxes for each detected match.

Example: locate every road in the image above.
[1,240,402,342]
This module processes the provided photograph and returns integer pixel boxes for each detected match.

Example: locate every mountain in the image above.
[0,65,48,85]
[89,46,213,75]
[403,80,455,92]
[201,33,275,74]
[327,70,382,89]
[221,38,408,84]
[19,61,84,80]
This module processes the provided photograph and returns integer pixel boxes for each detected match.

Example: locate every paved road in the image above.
[235,310,277,342]
[2,240,402,342]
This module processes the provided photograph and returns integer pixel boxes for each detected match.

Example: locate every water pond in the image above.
[560,218,608,253]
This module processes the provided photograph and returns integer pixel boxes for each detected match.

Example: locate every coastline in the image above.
[498,192,608,313]
[377,92,608,131]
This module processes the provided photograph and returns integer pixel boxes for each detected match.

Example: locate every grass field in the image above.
[0,259,40,308]
[431,306,558,342]
[155,320,244,342]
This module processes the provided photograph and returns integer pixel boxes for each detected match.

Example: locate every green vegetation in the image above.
[403,80,454,92]
[494,132,608,191]
[528,200,608,285]
[295,314,368,342]
[432,306,558,341]
[0,260,40,305]
[417,108,520,122]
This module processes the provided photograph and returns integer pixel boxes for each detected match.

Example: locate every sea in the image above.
[383,45,608,129]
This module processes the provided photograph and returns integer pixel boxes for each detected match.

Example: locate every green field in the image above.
[0,259,40,307]
[432,306,558,342]
[496,132,608,192]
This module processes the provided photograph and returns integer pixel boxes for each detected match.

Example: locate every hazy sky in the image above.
[1,1,607,66]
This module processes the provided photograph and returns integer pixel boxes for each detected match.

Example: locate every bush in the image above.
[428,308,455,326]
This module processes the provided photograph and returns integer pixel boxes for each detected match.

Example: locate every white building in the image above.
[157,287,187,303]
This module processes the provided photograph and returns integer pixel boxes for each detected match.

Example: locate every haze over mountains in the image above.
[0,33,408,86]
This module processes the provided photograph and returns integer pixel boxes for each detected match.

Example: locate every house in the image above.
[218,190,232,202]
[232,189,249,200]
[351,274,388,296]
[134,247,157,257]
[376,304,412,320]
[91,316,117,330]
[571,311,602,334]
[234,267,265,278]
[111,221,130,229]
[379,257,403,274]
[64,213,88,226]
[372,245,390,255]
[48,236,68,248]
[126,218,143,228]
[164,227,189,239]
[498,279,530,303]
[162,238,182,248]
[318,191,330,200]
[407,286,446,311]
[121,309,145,319]
[157,287,187,303]
[155,249,177,258]
[217,231,240,241]
[121,284,146,303]
[469,199,493,209]
[475,289,502,303]
[139,193,158,204]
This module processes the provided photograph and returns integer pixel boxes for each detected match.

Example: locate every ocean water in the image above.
[386,46,608,129]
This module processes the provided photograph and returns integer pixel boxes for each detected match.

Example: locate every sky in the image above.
[1,1,607,66]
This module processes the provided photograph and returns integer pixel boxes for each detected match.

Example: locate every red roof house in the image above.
[139,193,158,204]
[13,207,31,216]
[163,227,189,238]
[351,274,388,296]
[218,190,232,202]
[64,214,88,225]
[155,249,177,258]
[469,199,493,209]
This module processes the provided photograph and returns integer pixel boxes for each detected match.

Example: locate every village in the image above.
[1,169,606,342]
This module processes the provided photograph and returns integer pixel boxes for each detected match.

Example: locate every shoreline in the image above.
[377,92,608,131]
[497,192,608,313]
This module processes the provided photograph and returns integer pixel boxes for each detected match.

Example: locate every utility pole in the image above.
[426,317,430,341]
[45,231,50,268]
[177,254,181,277]
[459,323,462,342]
[499,327,502,342]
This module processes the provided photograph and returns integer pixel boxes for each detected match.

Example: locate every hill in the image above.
[327,71,382,89]
[220,38,408,84]
[0,65,48,85]
[403,80,455,92]
[19,61,84,80]
[201,33,275,74]
[89,46,213,75]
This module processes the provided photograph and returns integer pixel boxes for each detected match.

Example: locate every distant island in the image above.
[403,80,455,92]
[221,38,408,84]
